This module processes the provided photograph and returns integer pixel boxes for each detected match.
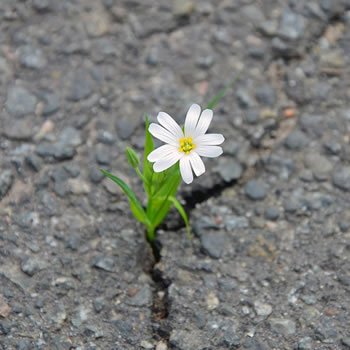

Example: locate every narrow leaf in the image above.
[100,169,150,226]
[168,196,191,238]
[206,74,241,110]
[143,115,155,196]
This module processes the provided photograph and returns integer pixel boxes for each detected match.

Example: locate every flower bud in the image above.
[125,147,140,169]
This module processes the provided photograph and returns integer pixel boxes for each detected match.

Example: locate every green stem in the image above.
[146,226,155,242]
[135,167,149,185]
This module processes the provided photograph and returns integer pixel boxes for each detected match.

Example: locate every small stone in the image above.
[323,140,341,155]
[206,291,219,310]
[59,127,82,148]
[54,145,76,161]
[283,196,302,213]
[0,320,11,335]
[264,207,280,221]
[200,232,226,259]
[96,130,115,145]
[93,256,115,272]
[277,9,305,40]
[89,168,104,183]
[173,0,194,17]
[68,178,91,195]
[40,91,60,116]
[84,325,104,339]
[284,130,308,150]
[244,109,260,124]
[21,256,48,276]
[254,301,272,317]
[216,158,243,182]
[67,69,94,101]
[140,340,154,349]
[6,86,37,118]
[241,4,265,23]
[320,50,345,69]
[66,234,81,251]
[51,167,69,183]
[272,37,299,58]
[71,305,90,327]
[115,118,138,140]
[0,170,14,199]
[236,88,254,108]
[298,337,313,350]
[26,154,43,172]
[4,119,34,140]
[342,337,350,348]
[156,341,168,350]
[93,297,105,313]
[338,274,350,287]
[255,85,276,106]
[258,20,278,36]
[0,295,11,318]
[33,0,51,12]
[269,318,296,336]
[14,212,39,229]
[192,216,218,237]
[245,179,267,200]
[95,145,111,165]
[299,114,323,136]
[304,153,332,180]
[220,329,241,348]
[315,319,338,343]
[63,163,80,177]
[126,286,152,307]
[333,166,350,191]
[17,45,46,69]
[84,11,110,38]
[225,216,249,230]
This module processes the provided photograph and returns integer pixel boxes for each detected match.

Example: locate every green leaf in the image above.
[100,169,150,226]
[148,167,181,229]
[206,74,241,110]
[168,196,191,238]
[125,146,140,169]
[143,116,155,196]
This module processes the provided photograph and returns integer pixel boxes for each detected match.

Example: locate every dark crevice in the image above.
[143,237,172,346]
[151,265,172,343]
[183,179,239,211]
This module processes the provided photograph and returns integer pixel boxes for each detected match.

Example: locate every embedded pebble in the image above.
[245,179,267,200]
[269,318,296,336]
[0,170,14,199]
[6,86,37,118]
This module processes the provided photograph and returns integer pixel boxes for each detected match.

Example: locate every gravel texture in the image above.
[1,0,350,349]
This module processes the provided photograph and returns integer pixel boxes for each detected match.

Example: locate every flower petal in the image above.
[180,156,193,184]
[196,146,223,158]
[149,123,178,146]
[147,144,178,163]
[157,112,183,139]
[195,133,225,146]
[153,152,182,172]
[189,152,205,177]
[194,109,213,137]
[184,104,201,137]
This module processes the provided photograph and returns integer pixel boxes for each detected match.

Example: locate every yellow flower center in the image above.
[179,137,195,154]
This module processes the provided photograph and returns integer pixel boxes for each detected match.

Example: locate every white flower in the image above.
[147,103,224,184]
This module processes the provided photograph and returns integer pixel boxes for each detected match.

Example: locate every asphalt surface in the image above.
[0,0,350,349]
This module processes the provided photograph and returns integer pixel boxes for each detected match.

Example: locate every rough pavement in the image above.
[1,0,350,349]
